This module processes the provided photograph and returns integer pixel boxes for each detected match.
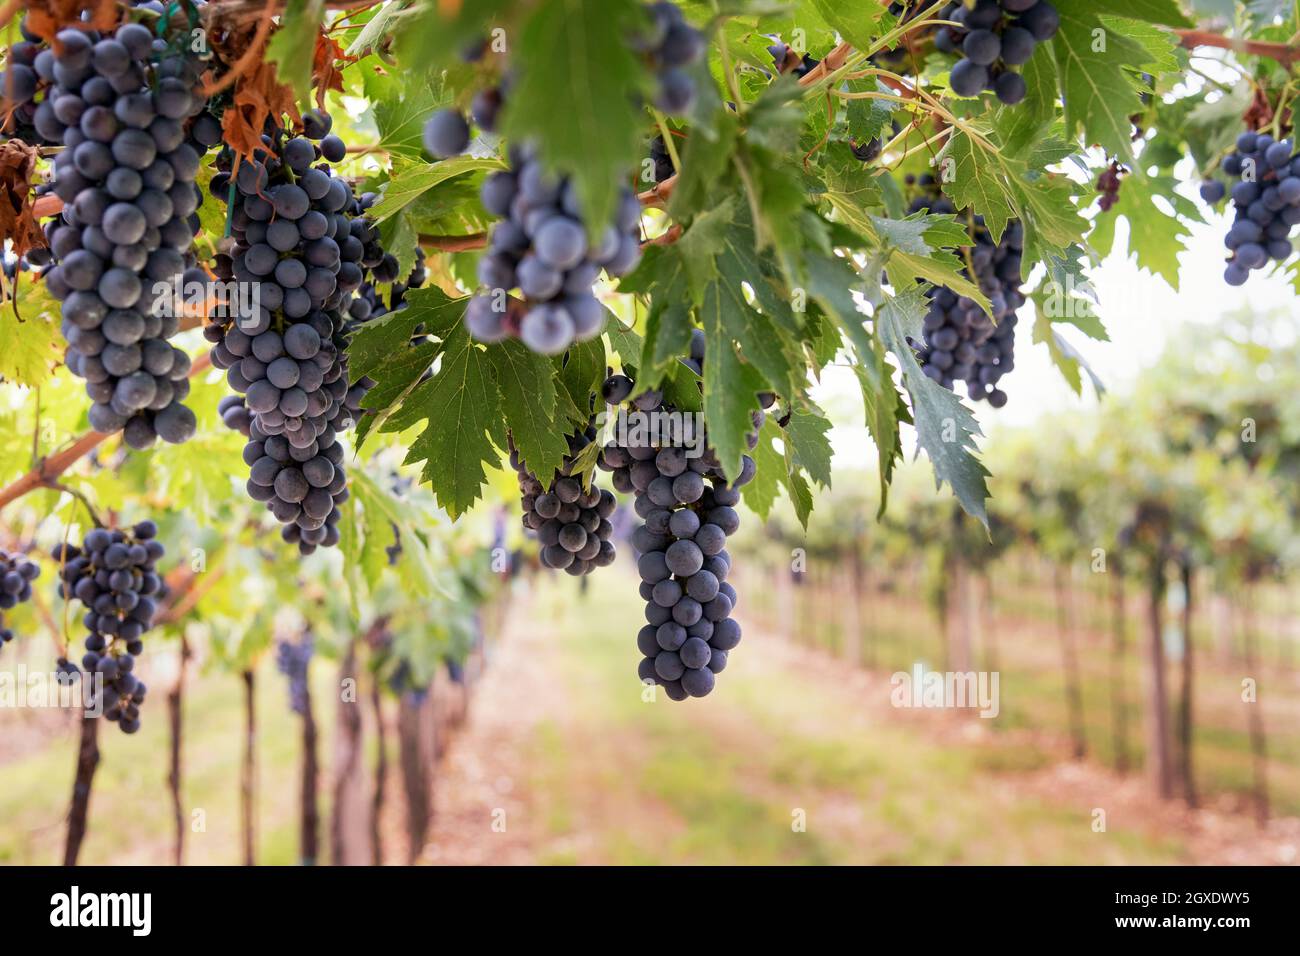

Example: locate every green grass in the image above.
[0,559,1289,866]
[503,575,1198,865]
[0,650,336,866]
[739,565,1300,819]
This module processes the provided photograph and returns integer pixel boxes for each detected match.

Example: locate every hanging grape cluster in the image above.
[636,1,707,114]
[871,2,945,71]
[275,635,314,716]
[424,98,641,354]
[766,38,819,78]
[511,424,618,576]
[0,549,41,653]
[421,5,704,355]
[345,252,427,331]
[206,111,377,554]
[648,134,676,185]
[935,1,1060,104]
[37,21,211,448]
[0,17,55,146]
[908,177,1021,406]
[597,335,756,700]
[464,143,641,354]
[1200,131,1300,286]
[53,521,164,734]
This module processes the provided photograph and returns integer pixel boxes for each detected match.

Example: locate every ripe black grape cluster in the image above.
[0,549,41,653]
[53,521,164,735]
[934,0,1060,104]
[597,342,755,700]
[635,2,707,114]
[1199,131,1300,286]
[648,134,675,185]
[465,144,642,354]
[345,253,427,330]
[872,2,944,70]
[766,38,819,78]
[1,19,55,146]
[511,425,618,576]
[37,21,210,448]
[275,635,313,716]
[908,179,1020,406]
[206,112,378,554]
[423,9,703,354]
[423,80,642,354]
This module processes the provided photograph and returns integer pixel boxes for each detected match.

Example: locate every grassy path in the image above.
[423,571,1298,865]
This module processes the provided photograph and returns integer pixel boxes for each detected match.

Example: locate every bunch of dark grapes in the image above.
[1096,161,1126,213]
[510,425,618,576]
[275,635,313,716]
[766,38,819,78]
[871,2,944,70]
[909,180,1021,406]
[934,1,1060,104]
[597,341,755,700]
[648,134,676,185]
[218,394,252,436]
[636,2,707,114]
[53,520,164,734]
[0,549,41,652]
[1,18,55,145]
[345,252,427,331]
[1199,131,1300,286]
[466,144,642,353]
[37,22,211,448]
[205,111,375,554]
[423,87,642,354]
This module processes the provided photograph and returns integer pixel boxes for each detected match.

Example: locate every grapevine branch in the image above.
[1173,29,1300,66]
[0,350,212,512]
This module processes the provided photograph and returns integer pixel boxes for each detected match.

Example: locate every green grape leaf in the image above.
[377,210,420,287]
[1087,172,1189,289]
[1050,1,1178,161]
[382,324,501,518]
[739,416,787,521]
[783,406,834,489]
[942,129,1086,266]
[395,0,514,77]
[264,0,325,108]
[347,287,462,379]
[801,250,875,371]
[871,214,992,312]
[365,69,449,162]
[857,360,909,517]
[368,156,503,224]
[347,1,418,57]
[806,0,889,53]
[676,196,736,305]
[502,0,647,233]
[701,291,769,482]
[1032,305,1106,397]
[2,285,61,387]
[488,340,568,482]
[877,287,990,526]
[556,336,606,423]
[1081,0,1192,25]
[994,44,1059,157]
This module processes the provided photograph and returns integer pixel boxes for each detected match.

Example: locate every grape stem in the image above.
[43,480,105,529]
